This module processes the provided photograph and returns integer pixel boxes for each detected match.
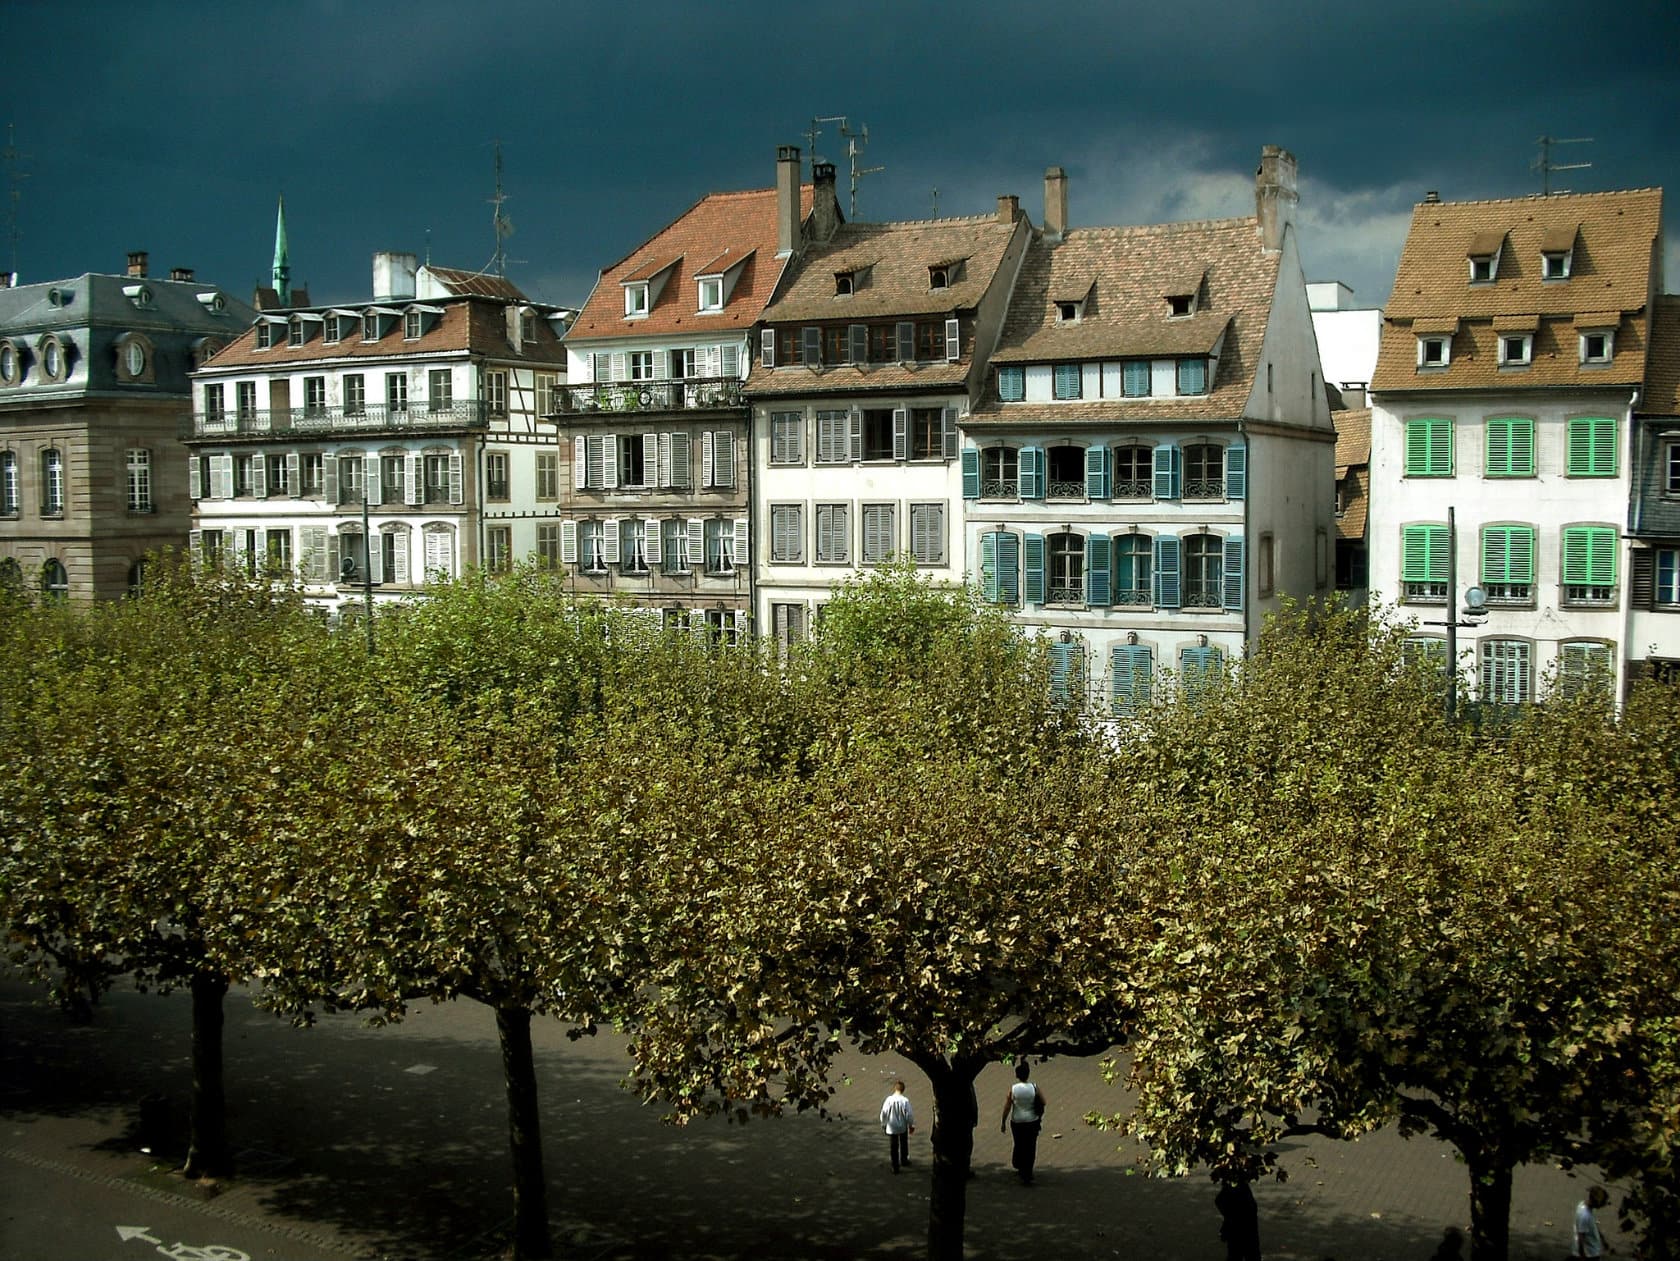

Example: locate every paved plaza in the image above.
[2,973,1622,1260]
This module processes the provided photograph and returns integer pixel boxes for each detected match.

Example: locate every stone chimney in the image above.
[170,266,194,283]
[373,251,417,302]
[776,145,802,257]
[0,272,13,289]
[1255,146,1299,252]
[1424,190,1441,204]
[812,162,840,243]
[126,251,148,278]
[1044,167,1068,241]
[997,195,1020,226]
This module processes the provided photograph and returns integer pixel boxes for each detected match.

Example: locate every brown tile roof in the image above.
[567,184,815,342]
[759,214,1020,322]
[968,216,1280,423]
[1333,407,1371,473]
[1373,188,1662,392]
[422,267,528,300]
[1336,468,1368,542]
[1640,295,1680,416]
[202,297,567,370]
[745,360,972,399]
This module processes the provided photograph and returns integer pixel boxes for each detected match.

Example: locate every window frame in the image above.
[1404,417,1455,478]
[125,447,152,513]
[1565,416,1617,478]
[1479,638,1533,706]
[769,502,804,564]
[1484,416,1535,478]
[1497,333,1533,368]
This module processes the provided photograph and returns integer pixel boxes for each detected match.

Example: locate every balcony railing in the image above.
[188,401,487,439]
[551,377,743,417]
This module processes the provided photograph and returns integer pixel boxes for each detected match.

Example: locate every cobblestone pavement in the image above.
[2,973,1623,1260]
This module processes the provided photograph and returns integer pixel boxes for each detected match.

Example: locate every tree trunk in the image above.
[182,969,231,1178]
[1465,1151,1513,1261]
[496,1004,552,1260]
[925,1064,981,1261]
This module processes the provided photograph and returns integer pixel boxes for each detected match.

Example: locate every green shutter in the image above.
[1480,525,1535,583]
[1153,444,1180,500]
[997,531,1020,606]
[1225,445,1246,499]
[1020,446,1044,499]
[1049,641,1082,704]
[1567,417,1617,477]
[1086,534,1111,606]
[1085,445,1110,500]
[1486,417,1534,477]
[1405,417,1453,476]
[1023,534,1045,604]
[1561,526,1617,586]
[1154,536,1180,608]
[1401,524,1449,583]
[1181,645,1223,704]
[1223,535,1245,610]
[979,530,998,602]
[961,448,980,499]
[1110,644,1153,716]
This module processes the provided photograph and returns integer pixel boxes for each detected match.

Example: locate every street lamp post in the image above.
[1430,505,1487,720]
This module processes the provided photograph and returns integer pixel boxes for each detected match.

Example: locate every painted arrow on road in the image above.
[114,1227,250,1261]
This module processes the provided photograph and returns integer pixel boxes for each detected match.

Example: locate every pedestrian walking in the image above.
[1213,1175,1261,1260]
[881,1080,915,1173]
[1000,1061,1044,1185]
[1573,1186,1609,1258]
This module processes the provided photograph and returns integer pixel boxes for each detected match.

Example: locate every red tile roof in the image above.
[422,267,528,300]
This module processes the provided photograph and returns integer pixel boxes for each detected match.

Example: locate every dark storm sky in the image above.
[6,0,1678,312]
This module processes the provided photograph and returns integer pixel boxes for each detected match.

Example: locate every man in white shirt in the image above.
[1574,1186,1608,1258]
[880,1080,915,1173]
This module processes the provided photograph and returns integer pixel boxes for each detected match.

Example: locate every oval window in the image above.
[43,341,61,379]
[125,340,146,377]
[0,342,16,384]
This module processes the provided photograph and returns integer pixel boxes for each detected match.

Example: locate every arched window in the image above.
[1184,534,1224,608]
[379,525,409,586]
[41,449,64,514]
[127,560,148,597]
[0,557,22,594]
[40,558,68,600]
[1047,531,1084,604]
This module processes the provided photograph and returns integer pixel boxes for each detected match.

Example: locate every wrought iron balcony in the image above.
[550,376,744,418]
[187,401,487,439]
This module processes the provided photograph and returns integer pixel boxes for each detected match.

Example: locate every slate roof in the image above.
[567,184,815,342]
[203,296,567,371]
[968,215,1281,423]
[1640,294,1680,416]
[1372,188,1663,392]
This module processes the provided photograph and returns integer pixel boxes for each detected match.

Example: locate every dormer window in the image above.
[929,266,949,290]
[1056,301,1080,323]
[624,283,649,318]
[1540,225,1577,280]
[1166,294,1193,318]
[835,271,856,296]
[1467,231,1504,283]
[520,309,537,343]
[1580,328,1614,365]
[323,314,342,344]
[698,277,724,311]
[1418,336,1450,369]
[288,318,306,347]
[1498,333,1533,367]
[1542,251,1572,280]
[404,310,423,340]
[196,291,227,314]
[123,283,153,309]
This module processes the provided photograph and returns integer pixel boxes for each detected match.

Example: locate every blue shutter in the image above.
[1153,443,1180,500]
[1053,363,1082,399]
[942,407,958,459]
[997,531,1020,606]
[997,366,1025,402]
[801,326,821,366]
[1024,533,1045,604]
[1181,645,1223,704]
[979,530,999,602]
[1085,445,1110,500]
[1155,535,1181,608]
[1020,446,1045,500]
[1225,444,1246,500]
[1049,641,1079,704]
[1223,534,1245,610]
[1110,644,1153,715]
[1086,534,1111,606]
[961,448,980,499]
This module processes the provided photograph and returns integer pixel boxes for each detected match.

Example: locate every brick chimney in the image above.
[812,162,840,243]
[126,250,149,278]
[1255,145,1299,252]
[997,194,1020,226]
[776,145,802,257]
[170,266,194,283]
[1044,167,1068,241]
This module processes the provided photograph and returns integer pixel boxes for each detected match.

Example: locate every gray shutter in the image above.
[364,454,379,506]
[711,431,735,488]
[188,456,201,500]
[406,453,423,505]
[671,433,691,489]
[323,457,338,503]
[253,455,268,499]
[574,436,588,489]
[942,407,957,459]
[945,317,960,362]
[687,518,703,568]
[734,517,750,568]
[896,321,914,361]
[848,409,863,463]
[849,324,868,364]
[892,408,908,461]
[802,327,821,366]
[645,516,662,564]
[368,531,383,584]
[288,453,301,499]
[602,517,620,564]
[601,435,618,490]
[760,329,775,368]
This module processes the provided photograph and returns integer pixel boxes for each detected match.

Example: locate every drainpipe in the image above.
[1621,388,1641,700]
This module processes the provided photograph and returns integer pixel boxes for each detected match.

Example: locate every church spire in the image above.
[272,195,291,305]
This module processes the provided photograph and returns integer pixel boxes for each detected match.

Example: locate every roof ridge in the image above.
[843,213,1003,230]
[1412,188,1663,210]
[1063,216,1257,238]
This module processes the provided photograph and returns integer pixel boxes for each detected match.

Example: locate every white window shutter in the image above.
[942,407,958,459]
[654,350,669,380]
[602,435,619,489]
[658,433,672,488]
[392,528,409,583]
[849,409,863,462]
[721,342,740,377]
[253,455,268,498]
[602,517,620,564]
[288,453,302,498]
[671,433,691,489]
[560,519,578,564]
[945,317,961,362]
[189,456,201,500]
[642,432,658,484]
[645,517,662,564]
[712,431,734,488]
[686,518,703,567]
[892,408,908,461]
[611,352,628,382]
[576,436,590,489]
[365,454,379,505]
[733,517,750,568]
[189,528,202,557]
[406,453,423,505]
[212,454,231,498]
[760,329,775,368]
[448,452,463,504]
[368,533,383,584]
[702,431,715,488]
[301,527,326,581]
[323,457,338,503]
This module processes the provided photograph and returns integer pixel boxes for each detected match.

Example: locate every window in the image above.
[41,559,68,601]
[1258,532,1275,598]
[1485,417,1535,477]
[618,520,647,575]
[379,452,403,503]
[199,529,224,567]
[338,528,369,583]
[629,352,655,382]
[255,322,274,350]
[535,451,559,500]
[1053,363,1082,400]
[338,453,365,504]
[234,453,256,498]
[909,503,944,565]
[1653,549,1680,606]
[1047,532,1084,604]
[1498,333,1532,367]
[536,523,562,569]
[362,312,380,342]
[1122,360,1150,397]
[485,370,508,417]
[1558,641,1612,699]
[771,412,805,465]
[815,503,850,564]
[704,518,735,575]
[909,408,946,460]
[1113,447,1151,498]
[237,381,257,420]
[299,453,324,497]
[0,451,17,514]
[860,503,895,565]
[1566,417,1617,477]
[580,520,607,573]
[423,452,453,504]
[344,374,366,416]
[1167,293,1193,318]
[698,277,723,311]
[266,528,292,574]
[770,504,803,563]
[1665,441,1680,496]
[1580,330,1613,365]
[381,527,407,584]
[268,453,290,496]
[1561,525,1617,604]
[861,409,894,461]
[0,341,19,386]
[203,384,226,423]
[1401,523,1449,602]
[771,603,807,652]
[323,314,343,344]
[618,435,648,488]
[1542,250,1572,280]
[1417,336,1450,369]
[1110,644,1154,716]
[41,449,63,514]
[1114,533,1152,605]
[816,410,850,464]
[997,366,1024,402]
[1404,417,1454,477]
[1479,640,1532,705]
[1176,358,1208,395]
[486,452,510,501]
[1469,252,1499,283]
[1183,535,1223,609]
[535,373,556,418]
[126,448,152,513]
[982,446,1018,498]
[423,524,456,581]
[1056,300,1081,323]
[1180,645,1224,706]
[979,530,1020,606]
[303,377,326,415]
[428,370,452,412]
[1183,444,1225,500]
[624,283,649,318]
[661,518,687,574]
[1046,445,1084,499]
[1480,525,1535,605]
[404,310,422,340]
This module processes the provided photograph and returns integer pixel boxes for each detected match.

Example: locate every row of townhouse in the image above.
[554,144,1333,708]
[1365,186,1676,701]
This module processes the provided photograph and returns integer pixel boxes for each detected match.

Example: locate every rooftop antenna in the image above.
[2,123,27,279]
[489,140,514,277]
[804,115,883,218]
[1533,135,1592,196]
[931,187,940,219]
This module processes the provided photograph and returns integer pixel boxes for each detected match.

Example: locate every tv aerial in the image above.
[1533,135,1592,196]
[804,115,884,219]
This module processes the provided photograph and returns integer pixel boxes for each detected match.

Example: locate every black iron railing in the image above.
[188,402,487,439]
[551,377,743,417]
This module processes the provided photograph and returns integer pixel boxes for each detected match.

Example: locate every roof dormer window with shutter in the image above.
[1467,231,1504,283]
